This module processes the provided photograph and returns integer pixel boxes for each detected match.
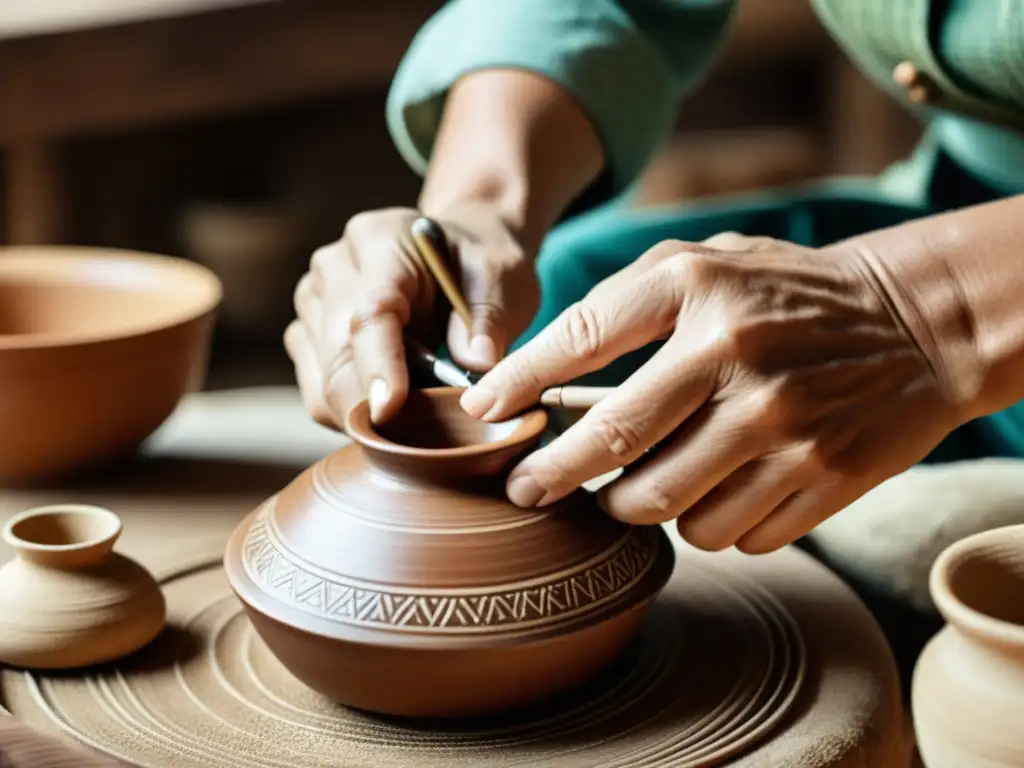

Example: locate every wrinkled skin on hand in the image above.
[461,233,969,554]
[286,204,539,429]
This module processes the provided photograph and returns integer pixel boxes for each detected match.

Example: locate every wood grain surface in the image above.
[0,0,440,144]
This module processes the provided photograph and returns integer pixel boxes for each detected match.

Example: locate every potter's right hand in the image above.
[286,203,539,430]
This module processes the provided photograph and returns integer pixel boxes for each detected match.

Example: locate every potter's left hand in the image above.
[460,234,970,553]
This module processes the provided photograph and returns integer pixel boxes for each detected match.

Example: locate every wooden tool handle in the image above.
[0,713,126,766]
[539,386,614,410]
[410,217,473,329]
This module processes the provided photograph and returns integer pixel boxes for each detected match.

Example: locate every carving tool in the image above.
[410,216,473,329]
[407,216,613,417]
[539,385,614,410]
[406,337,480,388]
[406,339,611,412]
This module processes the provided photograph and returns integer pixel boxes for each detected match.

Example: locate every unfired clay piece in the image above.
[912,523,1024,767]
[224,388,676,717]
[0,504,166,669]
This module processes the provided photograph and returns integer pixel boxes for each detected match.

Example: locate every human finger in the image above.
[461,259,682,420]
[284,320,336,430]
[734,478,863,554]
[501,336,717,508]
[300,279,364,429]
[595,394,771,524]
[348,294,411,424]
[319,240,416,424]
[447,300,507,371]
[288,273,333,427]
[673,449,817,551]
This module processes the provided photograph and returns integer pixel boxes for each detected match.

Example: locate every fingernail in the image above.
[507,474,546,508]
[469,334,499,366]
[368,378,390,421]
[460,385,496,418]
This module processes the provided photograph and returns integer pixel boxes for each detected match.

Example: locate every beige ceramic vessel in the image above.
[912,523,1024,767]
[0,246,221,485]
[0,505,166,670]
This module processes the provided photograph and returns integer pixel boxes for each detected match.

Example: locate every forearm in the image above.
[389,0,737,231]
[839,195,1024,419]
[418,69,604,254]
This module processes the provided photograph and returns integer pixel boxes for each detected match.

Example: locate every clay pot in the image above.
[0,505,166,669]
[224,388,675,718]
[911,523,1024,766]
[0,246,221,485]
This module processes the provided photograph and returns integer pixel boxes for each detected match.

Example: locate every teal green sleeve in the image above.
[385,0,739,194]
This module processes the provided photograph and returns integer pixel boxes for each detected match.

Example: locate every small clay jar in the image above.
[0,505,166,669]
[224,388,675,717]
[912,523,1024,766]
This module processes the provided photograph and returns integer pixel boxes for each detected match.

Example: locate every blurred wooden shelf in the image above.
[0,0,265,40]
[0,0,441,245]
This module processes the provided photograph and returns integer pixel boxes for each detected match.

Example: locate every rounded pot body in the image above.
[0,505,166,669]
[912,524,1024,767]
[224,389,675,717]
[0,247,220,486]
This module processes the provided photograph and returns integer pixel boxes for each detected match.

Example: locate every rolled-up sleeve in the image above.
[386,0,739,194]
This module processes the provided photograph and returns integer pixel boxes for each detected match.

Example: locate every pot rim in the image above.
[344,387,548,462]
[930,523,1024,647]
[2,504,122,554]
[0,247,222,351]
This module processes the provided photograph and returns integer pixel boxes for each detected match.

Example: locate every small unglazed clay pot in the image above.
[912,523,1024,766]
[0,505,166,669]
[224,388,675,717]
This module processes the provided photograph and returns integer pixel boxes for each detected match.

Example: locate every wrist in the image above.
[834,195,1024,425]
[417,69,604,257]
[847,241,984,420]
[419,168,542,255]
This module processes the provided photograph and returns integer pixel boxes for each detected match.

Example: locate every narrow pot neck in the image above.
[355,440,535,486]
[932,525,1024,656]
[343,388,548,485]
[3,505,121,571]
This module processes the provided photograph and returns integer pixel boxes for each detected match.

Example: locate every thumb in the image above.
[447,302,507,371]
[445,257,509,371]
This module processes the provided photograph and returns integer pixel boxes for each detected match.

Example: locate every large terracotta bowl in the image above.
[224,388,676,718]
[0,247,221,485]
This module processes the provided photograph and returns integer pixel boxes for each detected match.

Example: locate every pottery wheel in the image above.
[0,387,910,767]
[3,545,807,768]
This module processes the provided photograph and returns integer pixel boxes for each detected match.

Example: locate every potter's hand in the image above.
[286,203,538,429]
[461,234,970,553]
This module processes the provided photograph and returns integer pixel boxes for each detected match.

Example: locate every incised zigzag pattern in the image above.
[242,510,660,633]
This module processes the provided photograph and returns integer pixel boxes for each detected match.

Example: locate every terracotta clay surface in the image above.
[0,387,909,767]
[912,523,1024,767]
[0,246,221,486]
[224,388,676,717]
[0,504,166,670]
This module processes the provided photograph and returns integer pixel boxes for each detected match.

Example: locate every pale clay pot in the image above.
[912,523,1024,767]
[0,505,166,669]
